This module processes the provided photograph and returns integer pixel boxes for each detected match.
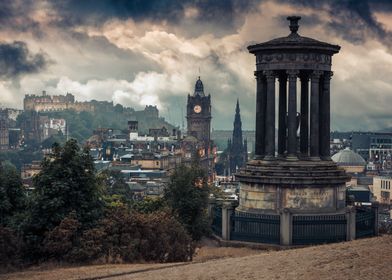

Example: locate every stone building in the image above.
[23,91,112,113]
[186,77,215,178]
[0,110,9,150]
[186,77,211,147]
[372,175,392,205]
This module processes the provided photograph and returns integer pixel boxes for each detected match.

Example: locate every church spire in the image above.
[229,99,246,174]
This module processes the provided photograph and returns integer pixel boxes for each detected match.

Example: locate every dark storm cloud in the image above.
[0,1,40,34]
[0,41,49,79]
[280,0,392,47]
[52,0,257,29]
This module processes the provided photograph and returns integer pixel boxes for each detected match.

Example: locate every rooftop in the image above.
[331,148,366,166]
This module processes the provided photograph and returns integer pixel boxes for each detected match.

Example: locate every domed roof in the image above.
[332,148,366,166]
[247,16,340,55]
[194,77,204,97]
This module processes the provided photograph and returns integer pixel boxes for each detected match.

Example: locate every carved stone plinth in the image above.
[235,159,349,214]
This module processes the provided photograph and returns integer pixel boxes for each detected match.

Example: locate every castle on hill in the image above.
[24,91,113,112]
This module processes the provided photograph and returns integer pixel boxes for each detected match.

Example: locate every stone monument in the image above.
[233,16,351,244]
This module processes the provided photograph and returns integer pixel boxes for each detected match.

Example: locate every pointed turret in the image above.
[194,76,205,97]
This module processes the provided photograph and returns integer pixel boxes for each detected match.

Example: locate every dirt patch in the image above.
[193,238,262,262]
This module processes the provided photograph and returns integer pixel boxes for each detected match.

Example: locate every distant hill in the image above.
[18,104,176,144]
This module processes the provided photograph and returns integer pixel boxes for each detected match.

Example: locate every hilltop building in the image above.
[24,91,113,113]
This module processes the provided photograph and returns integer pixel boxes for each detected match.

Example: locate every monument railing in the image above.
[211,205,222,237]
[292,214,347,245]
[230,211,280,244]
[355,204,378,238]
[208,200,378,246]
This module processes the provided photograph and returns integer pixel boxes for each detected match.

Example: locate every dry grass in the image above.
[2,235,392,280]
[193,239,262,262]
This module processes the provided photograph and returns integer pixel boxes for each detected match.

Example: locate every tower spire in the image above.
[229,99,245,174]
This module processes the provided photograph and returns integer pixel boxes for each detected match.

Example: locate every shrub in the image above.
[41,207,194,264]
[0,226,22,266]
[42,213,80,261]
[97,207,194,263]
[164,164,211,240]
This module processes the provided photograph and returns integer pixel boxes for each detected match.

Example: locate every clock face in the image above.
[194,105,202,113]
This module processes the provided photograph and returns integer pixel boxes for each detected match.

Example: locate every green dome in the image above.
[332,148,366,166]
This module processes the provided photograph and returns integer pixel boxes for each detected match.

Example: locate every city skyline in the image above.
[1,0,392,131]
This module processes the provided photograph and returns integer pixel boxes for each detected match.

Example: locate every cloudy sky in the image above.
[1,0,392,131]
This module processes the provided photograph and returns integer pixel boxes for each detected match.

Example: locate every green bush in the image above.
[164,164,211,240]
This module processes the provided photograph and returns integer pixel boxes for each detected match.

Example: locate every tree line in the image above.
[0,139,211,269]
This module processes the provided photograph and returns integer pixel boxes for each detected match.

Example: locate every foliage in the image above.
[41,133,67,149]
[0,162,27,226]
[164,164,210,240]
[29,139,104,234]
[100,170,133,202]
[93,207,193,263]
[0,149,43,171]
[130,197,166,214]
[0,226,22,267]
[16,105,175,144]
[42,207,193,264]
[42,212,80,261]
[0,140,203,266]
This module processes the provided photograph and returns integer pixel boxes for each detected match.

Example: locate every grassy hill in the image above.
[2,235,391,280]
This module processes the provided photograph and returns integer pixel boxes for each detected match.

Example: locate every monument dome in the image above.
[332,148,366,166]
[332,148,366,173]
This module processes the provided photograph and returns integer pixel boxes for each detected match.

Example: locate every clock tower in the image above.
[186,77,211,146]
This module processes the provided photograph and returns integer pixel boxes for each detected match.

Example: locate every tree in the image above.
[29,140,104,234]
[164,164,210,240]
[100,170,133,201]
[0,162,26,226]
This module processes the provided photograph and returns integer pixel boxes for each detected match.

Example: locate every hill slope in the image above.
[2,235,392,280]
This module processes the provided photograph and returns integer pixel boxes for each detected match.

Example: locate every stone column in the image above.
[264,71,276,160]
[280,208,292,245]
[320,71,332,160]
[287,70,299,159]
[300,74,309,157]
[310,71,322,160]
[372,202,380,236]
[346,206,356,241]
[278,74,287,157]
[207,197,216,221]
[255,72,267,159]
[221,201,235,241]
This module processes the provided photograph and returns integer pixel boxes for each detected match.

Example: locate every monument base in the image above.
[235,159,350,214]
